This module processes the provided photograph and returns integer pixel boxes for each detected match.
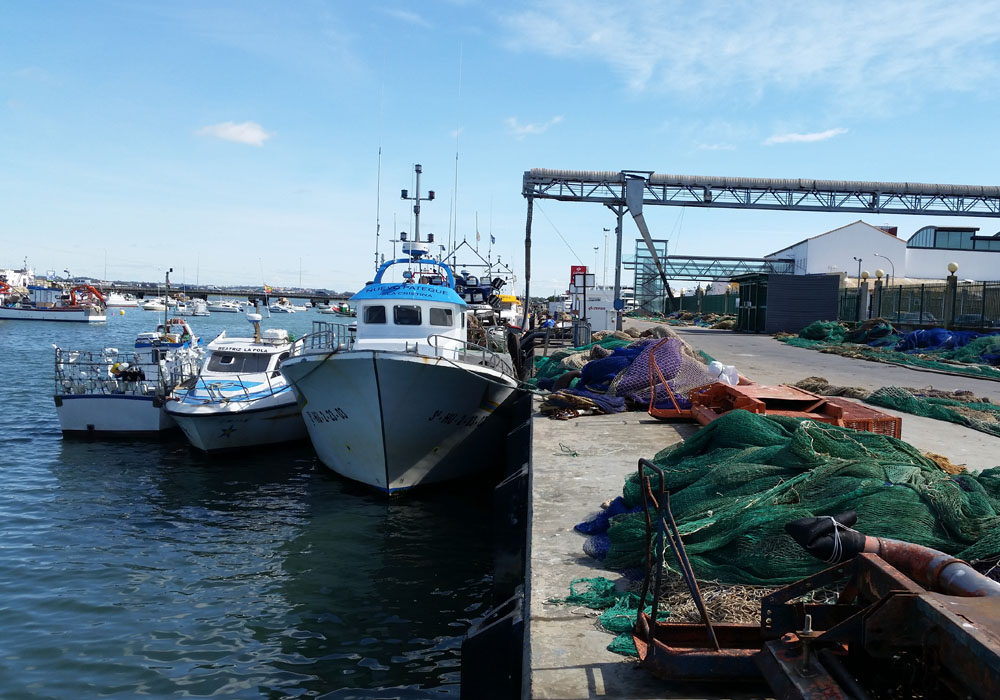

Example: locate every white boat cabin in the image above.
[350,261,470,358]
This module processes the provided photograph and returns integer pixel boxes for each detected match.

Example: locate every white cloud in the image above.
[498,1,1000,111]
[197,121,273,146]
[505,115,563,139]
[381,8,431,28]
[764,128,848,145]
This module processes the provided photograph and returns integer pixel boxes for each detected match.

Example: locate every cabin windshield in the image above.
[206,352,272,373]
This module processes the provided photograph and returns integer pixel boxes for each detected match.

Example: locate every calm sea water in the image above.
[0,307,496,699]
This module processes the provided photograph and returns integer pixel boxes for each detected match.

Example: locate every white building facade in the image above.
[765,221,1000,283]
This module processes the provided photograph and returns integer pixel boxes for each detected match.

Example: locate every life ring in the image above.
[0,281,11,295]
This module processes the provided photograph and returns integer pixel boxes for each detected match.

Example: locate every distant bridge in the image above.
[101,283,351,304]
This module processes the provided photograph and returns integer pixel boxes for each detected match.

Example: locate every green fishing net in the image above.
[601,411,1000,585]
[529,338,633,385]
[866,387,1000,438]
[549,577,652,657]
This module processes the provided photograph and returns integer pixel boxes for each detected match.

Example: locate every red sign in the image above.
[570,265,587,284]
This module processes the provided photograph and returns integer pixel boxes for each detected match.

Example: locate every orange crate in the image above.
[824,397,902,439]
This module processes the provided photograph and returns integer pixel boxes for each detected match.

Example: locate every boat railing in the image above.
[53,346,199,398]
[427,334,511,373]
[290,321,356,356]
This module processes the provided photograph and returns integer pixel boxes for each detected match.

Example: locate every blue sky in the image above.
[3,1,1000,294]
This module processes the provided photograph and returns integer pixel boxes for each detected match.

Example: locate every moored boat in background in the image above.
[206,299,242,313]
[0,277,106,323]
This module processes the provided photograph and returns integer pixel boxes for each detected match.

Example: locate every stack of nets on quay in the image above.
[530,327,716,419]
[795,376,1000,439]
[777,318,1000,380]
[623,309,736,329]
[556,410,1000,655]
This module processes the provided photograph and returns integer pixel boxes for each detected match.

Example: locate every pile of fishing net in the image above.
[577,410,1000,586]
[536,328,715,419]
[529,335,637,389]
[797,376,1000,439]
[658,311,737,328]
[779,319,1000,379]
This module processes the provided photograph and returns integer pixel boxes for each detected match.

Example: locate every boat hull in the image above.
[0,307,105,322]
[165,392,307,452]
[54,394,176,435]
[281,350,518,494]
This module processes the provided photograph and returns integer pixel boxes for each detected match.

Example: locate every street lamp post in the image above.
[602,227,610,286]
[873,253,894,287]
[852,256,863,320]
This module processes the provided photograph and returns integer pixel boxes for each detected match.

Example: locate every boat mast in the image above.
[400,164,435,270]
[164,267,172,329]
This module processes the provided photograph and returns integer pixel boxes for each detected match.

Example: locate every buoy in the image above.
[119,309,125,315]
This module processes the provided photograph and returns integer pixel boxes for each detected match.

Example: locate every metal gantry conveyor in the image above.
[520,169,1000,330]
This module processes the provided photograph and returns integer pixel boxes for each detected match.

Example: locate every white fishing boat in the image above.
[0,278,106,323]
[497,294,523,327]
[281,164,520,494]
[165,314,306,451]
[54,317,203,435]
[206,299,242,313]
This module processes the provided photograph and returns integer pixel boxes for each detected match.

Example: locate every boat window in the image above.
[363,305,386,324]
[394,305,422,325]
[429,307,453,326]
[207,352,272,373]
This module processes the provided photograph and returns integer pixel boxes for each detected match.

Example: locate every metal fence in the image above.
[953,281,1000,328]
[666,292,737,315]
[837,281,1000,328]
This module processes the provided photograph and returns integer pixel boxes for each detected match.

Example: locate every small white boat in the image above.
[54,318,203,435]
[206,299,242,313]
[0,280,107,323]
[105,292,139,307]
[172,301,194,316]
[165,314,307,451]
[281,165,520,494]
[320,302,356,317]
[140,297,167,312]
[269,298,297,313]
[192,299,210,316]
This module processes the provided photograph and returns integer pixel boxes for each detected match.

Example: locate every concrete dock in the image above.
[526,323,1000,698]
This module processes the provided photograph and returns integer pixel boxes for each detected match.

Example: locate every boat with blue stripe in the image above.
[165,314,307,451]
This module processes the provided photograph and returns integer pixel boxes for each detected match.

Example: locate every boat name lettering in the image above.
[305,407,349,424]
[375,284,452,300]
[215,346,271,353]
[427,409,486,428]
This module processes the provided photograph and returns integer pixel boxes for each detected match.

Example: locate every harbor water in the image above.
[0,307,496,699]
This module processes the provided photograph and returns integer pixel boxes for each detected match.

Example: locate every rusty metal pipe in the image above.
[864,537,1000,598]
